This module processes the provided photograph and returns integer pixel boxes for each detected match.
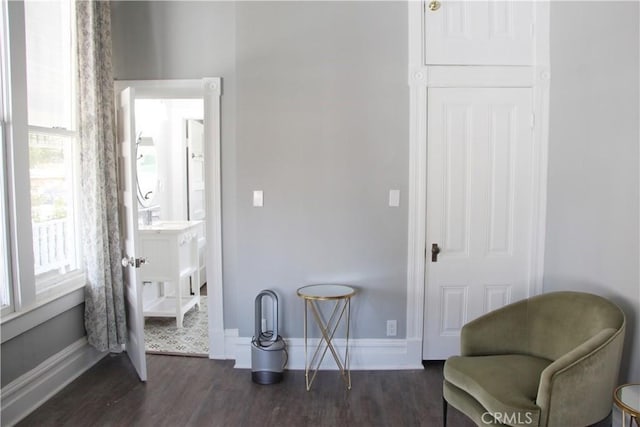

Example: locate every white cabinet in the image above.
[139,221,202,328]
[423,0,534,66]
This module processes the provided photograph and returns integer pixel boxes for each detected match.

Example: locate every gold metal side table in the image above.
[614,384,640,427]
[296,284,355,391]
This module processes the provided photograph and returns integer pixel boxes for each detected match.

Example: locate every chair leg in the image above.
[443,397,448,427]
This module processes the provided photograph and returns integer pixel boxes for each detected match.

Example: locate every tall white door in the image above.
[187,119,206,222]
[186,119,206,286]
[118,87,148,380]
[423,87,534,359]
[423,0,534,65]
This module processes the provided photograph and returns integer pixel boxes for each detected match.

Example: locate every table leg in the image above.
[304,299,310,391]
[345,297,351,389]
[303,297,351,391]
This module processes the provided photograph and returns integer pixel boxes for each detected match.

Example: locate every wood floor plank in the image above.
[17,354,474,427]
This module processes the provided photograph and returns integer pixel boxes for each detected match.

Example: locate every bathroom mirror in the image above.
[136,136,158,208]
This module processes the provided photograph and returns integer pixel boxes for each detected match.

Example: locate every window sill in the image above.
[1,272,86,343]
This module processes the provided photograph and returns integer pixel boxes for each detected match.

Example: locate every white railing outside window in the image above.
[32,218,73,276]
[28,130,80,292]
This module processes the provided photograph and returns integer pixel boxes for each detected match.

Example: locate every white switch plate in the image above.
[253,190,263,207]
[386,319,397,336]
[389,190,400,207]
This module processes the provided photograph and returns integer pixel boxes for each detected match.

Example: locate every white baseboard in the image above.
[234,336,423,370]
[208,328,239,360]
[1,337,107,426]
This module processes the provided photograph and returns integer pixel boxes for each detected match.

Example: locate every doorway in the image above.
[116,79,224,380]
[134,98,208,356]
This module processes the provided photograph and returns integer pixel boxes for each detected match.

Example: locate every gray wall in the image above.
[111,1,409,338]
[111,0,640,377]
[546,1,640,382]
[1,304,85,387]
[233,2,408,338]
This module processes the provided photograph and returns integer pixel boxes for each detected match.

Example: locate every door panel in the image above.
[424,0,534,65]
[186,119,206,286]
[118,87,147,380]
[423,87,533,359]
[187,119,206,222]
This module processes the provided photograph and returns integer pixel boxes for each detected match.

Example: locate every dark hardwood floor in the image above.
[18,354,474,427]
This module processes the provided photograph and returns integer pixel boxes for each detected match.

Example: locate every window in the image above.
[24,0,80,293]
[1,0,83,321]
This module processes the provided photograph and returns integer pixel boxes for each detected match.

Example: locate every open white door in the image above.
[186,119,206,286]
[187,119,206,222]
[117,87,148,381]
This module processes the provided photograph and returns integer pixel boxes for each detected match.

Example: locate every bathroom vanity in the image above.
[139,220,202,328]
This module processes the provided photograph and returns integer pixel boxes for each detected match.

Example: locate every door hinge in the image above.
[530,113,535,129]
[530,23,535,38]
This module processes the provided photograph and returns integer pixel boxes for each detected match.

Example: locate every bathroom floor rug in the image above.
[144,296,209,357]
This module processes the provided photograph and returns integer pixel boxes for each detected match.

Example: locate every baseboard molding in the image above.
[1,337,107,426]
[209,328,239,360]
[234,336,423,370]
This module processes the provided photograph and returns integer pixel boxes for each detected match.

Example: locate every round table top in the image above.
[614,384,640,417]
[296,284,355,300]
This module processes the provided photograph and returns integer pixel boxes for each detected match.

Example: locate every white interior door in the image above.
[187,119,206,222]
[423,0,534,65]
[186,119,206,286]
[423,87,534,359]
[118,87,148,380]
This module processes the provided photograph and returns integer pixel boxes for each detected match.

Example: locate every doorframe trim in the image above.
[405,1,550,362]
[113,78,225,360]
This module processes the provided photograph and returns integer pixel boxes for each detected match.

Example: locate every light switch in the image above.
[389,190,400,207]
[253,190,263,207]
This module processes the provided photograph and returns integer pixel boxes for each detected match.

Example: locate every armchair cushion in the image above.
[445,354,552,426]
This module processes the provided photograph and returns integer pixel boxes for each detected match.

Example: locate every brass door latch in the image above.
[428,1,441,12]
[431,243,441,262]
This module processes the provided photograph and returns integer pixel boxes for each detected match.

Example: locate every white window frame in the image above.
[0,0,85,338]
[0,0,13,318]
[0,123,12,318]
[26,0,81,295]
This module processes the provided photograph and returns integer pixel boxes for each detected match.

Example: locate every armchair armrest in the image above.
[460,300,529,356]
[536,326,625,427]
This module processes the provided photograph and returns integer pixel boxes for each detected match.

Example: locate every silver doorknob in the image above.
[121,256,147,268]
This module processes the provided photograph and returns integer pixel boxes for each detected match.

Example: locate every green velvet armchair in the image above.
[443,291,626,427]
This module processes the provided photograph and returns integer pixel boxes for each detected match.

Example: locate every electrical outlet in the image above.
[386,320,397,337]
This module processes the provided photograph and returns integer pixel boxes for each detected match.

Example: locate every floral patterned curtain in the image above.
[76,0,127,352]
